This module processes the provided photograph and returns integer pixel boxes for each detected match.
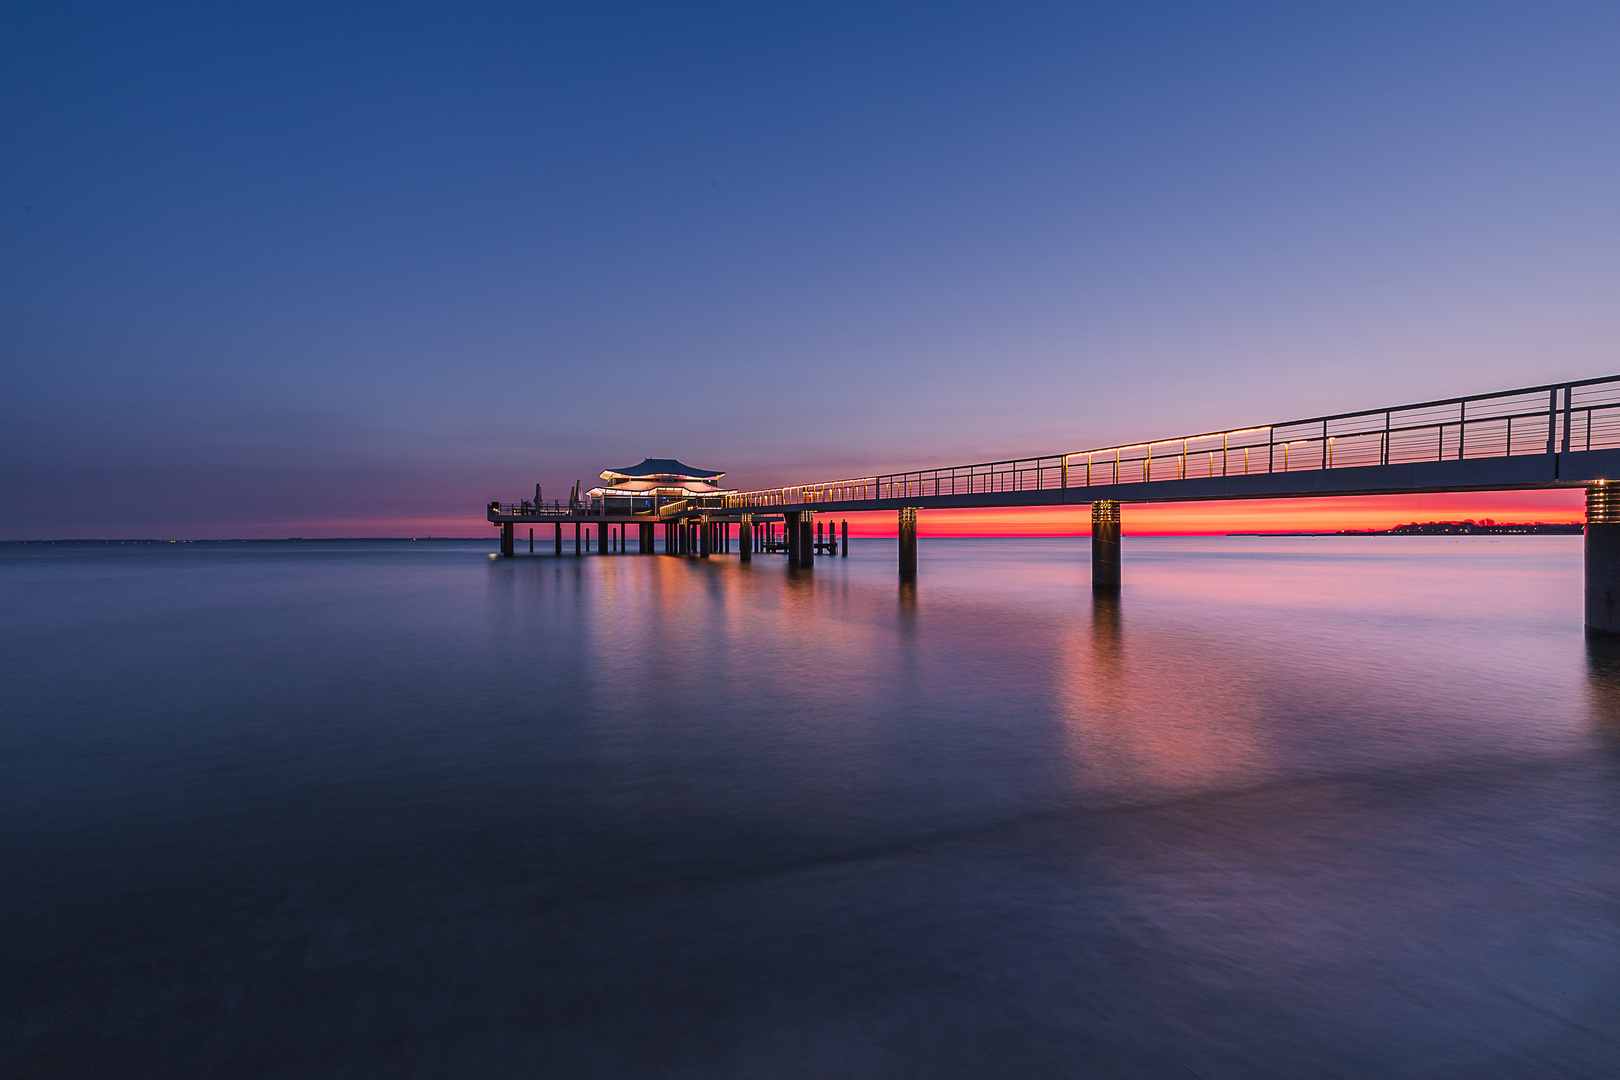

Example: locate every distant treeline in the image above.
[1349,521,1583,536]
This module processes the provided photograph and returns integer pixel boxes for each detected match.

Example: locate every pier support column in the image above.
[800,514,815,568]
[529,528,534,554]
[700,517,711,558]
[842,519,848,557]
[574,522,581,556]
[898,508,917,580]
[741,516,753,562]
[785,511,802,566]
[1092,501,1121,590]
[500,521,514,557]
[555,522,562,556]
[1588,484,1620,633]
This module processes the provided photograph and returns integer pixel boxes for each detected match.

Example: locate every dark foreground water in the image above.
[4,536,1620,1078]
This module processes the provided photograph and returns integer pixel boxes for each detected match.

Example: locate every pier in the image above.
[490,375,1620,631]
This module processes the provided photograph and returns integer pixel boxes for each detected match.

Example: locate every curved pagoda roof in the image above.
[600,458,724,482]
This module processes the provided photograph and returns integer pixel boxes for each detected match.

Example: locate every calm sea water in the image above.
[4,536,1620,1078]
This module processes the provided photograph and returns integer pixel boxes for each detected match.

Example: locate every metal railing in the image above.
[491,495,732,518]
[491,500,580,517]
[722,375,1620,509]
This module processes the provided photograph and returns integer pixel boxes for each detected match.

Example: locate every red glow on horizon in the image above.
[830,490,1585,537]
[171,490,1588,540]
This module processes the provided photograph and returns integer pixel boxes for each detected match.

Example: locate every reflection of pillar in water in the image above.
[1092,501,1121,590]
[1091,587,1122,665]
[1585,632,1620,746]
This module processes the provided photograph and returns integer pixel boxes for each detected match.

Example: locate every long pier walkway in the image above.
[489,375,1620,631]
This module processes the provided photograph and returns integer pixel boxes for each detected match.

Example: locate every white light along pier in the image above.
[488,375,1620,633]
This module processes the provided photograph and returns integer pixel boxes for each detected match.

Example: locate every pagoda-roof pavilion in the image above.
[587,457,736,510]
[599,458,725,482]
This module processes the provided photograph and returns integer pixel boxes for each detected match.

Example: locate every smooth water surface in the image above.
[4,536,1620,1077]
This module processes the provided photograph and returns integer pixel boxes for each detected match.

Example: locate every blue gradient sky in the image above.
[4,2,1618,537]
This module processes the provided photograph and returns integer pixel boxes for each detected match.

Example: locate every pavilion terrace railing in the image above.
[491,500,579,517]
[722,375,1620,509]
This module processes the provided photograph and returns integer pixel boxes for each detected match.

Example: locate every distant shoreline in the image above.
[0,537,494,545]
[1228,522,1583,537]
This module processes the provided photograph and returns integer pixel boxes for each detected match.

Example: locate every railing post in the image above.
[1383,411,1390,465]
[1548,388,1558,455]
[1564,385,1574,453]
[1321,419,1328,469]
[1268,430,1275,473]
[1458,400,1466,459]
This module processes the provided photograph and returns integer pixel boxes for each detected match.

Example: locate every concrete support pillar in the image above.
[785,511,802,566]
[529,528,534,554]
[574,522,581,556]
[555,522,562,557]
[500,521,514,557]
[841,519,848,557]
[1588,484,1620,633]
[898,507,917,580]
[1092,501,1121,590]
[700,518,711,558]
[741,516,753,562]
[801,515,815,568]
